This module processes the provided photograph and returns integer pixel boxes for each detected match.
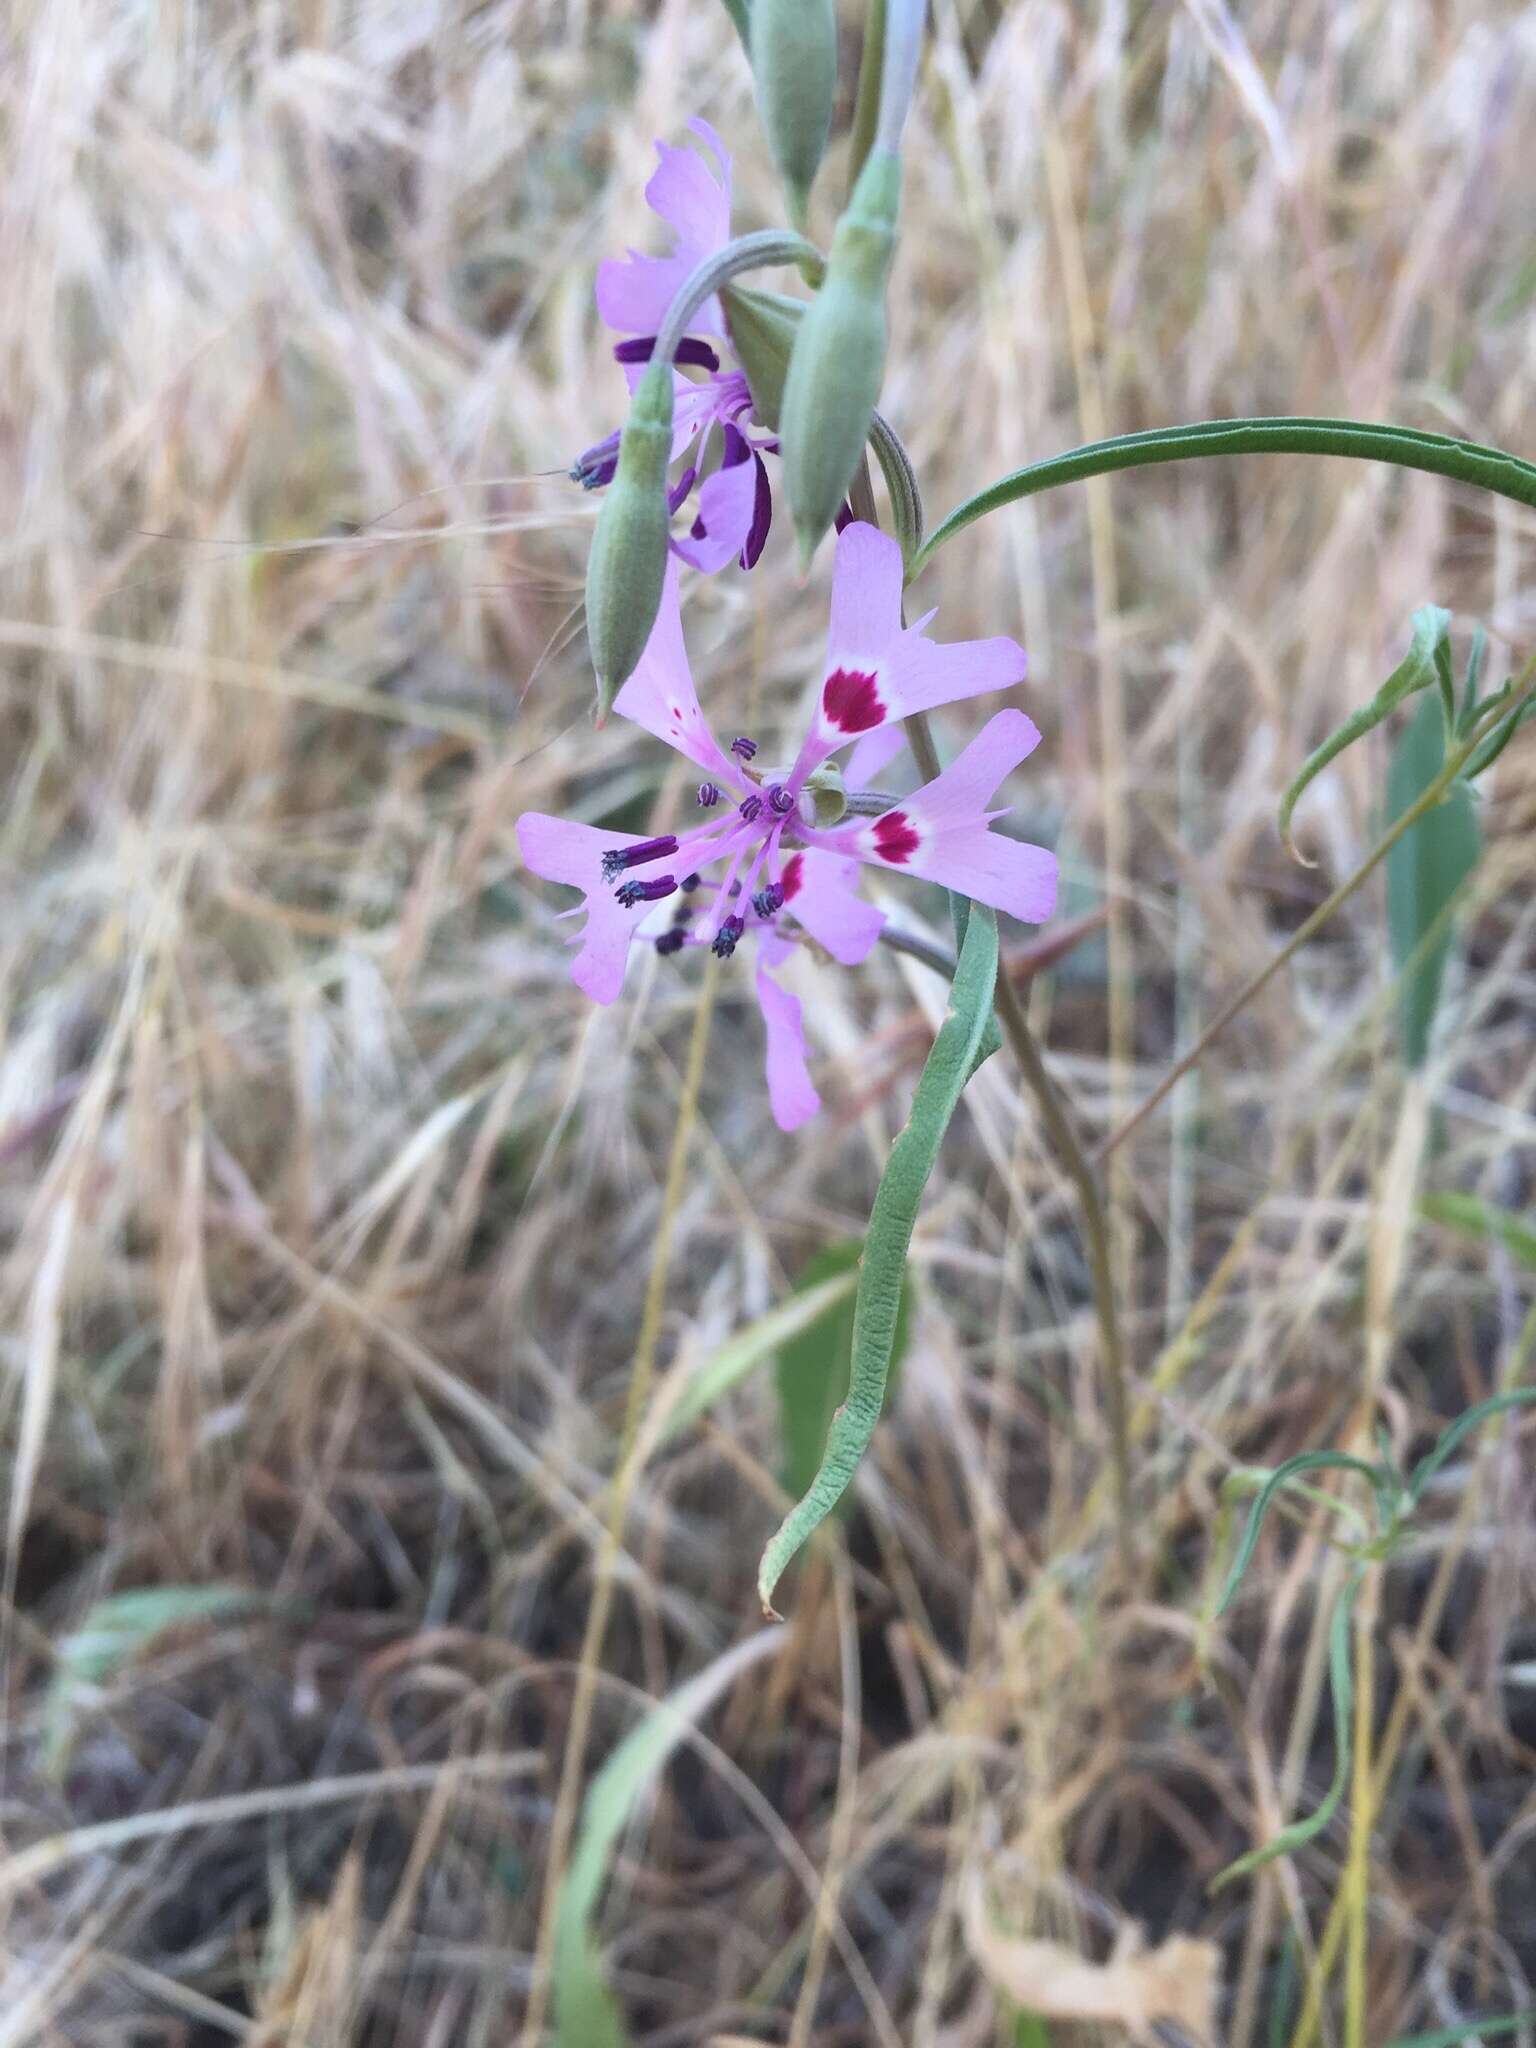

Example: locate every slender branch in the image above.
[1097,661,1536,1164]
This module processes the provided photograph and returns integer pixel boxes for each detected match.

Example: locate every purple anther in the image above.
[696,782,720,808]
[767,784,795,816]
[570,430,621,491]
[655,929,687,956]
[601,835,679,884]
[711,914,746,959]
[615,874,678,908]
[613,335,721,374]
[730,736,758,761]
[751,884,785,918]
[739,794,763,822]
[680,873,702,891]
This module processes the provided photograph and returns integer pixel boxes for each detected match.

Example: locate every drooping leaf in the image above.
[1278,605,1449,861]
[775,1240,912,1502]
[909,420,1536,582]
[757,904,1000,1613]
[45,1585,267,1776]
[1405,1386,1536,1510]
[1386,688,1481,1068]
[553,1629,784,2048]
[1211,1566,1363,1888]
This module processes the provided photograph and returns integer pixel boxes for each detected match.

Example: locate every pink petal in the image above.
[610,559,742,785]
[645,126,732,259]
[808,711,1058,926]
[669,449,758,572]
[515,813,653,1004]
[844,723,906,787]
[791,521,1026,782]
[780,849,885,964]
[596,252,702,340]
[595,127,732,339]
[826,520,903,669]
[755,957,821,1131]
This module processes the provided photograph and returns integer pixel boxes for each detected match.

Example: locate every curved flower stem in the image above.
[902,706,1133,1573]
[522,962,720,2047]
[653,229,824,368]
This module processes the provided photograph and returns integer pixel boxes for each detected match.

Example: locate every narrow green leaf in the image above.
[553,1629,784,2048]
[775,1241,912,1501]
[757,904,1000,1613]
[1406,1386,1536,1509]
[1211,1567,1362,1889]
[909,420,1536,582]
[1421,1191,1536,1271]
[659,1269,859,1446]
[1383,2018,1532,2048]
[45,1585,266,1776]
[1216,1451,1392,1616]
[1387,689,1481,1068]
[1279,606,1448,860]
[1013,2012,1054,2048]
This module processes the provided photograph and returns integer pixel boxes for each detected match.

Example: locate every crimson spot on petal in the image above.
[872,811,920,865]
[780,853,805,902]
[822,666,884,734]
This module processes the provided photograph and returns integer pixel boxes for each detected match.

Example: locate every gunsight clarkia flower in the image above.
[517,523,1058,1130]
[571,120,777,574]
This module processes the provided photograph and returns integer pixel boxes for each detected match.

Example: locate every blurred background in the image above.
[3,1,1536,2041]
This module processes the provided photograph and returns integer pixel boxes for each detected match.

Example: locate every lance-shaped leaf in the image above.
[1278,605,1449,861]
[775,1239,913,1501]
[1386,688,1480,1069]
[757,902,999,1613]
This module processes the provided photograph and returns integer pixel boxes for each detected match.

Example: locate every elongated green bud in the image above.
[585,359,673,718]
[721,284,804,432]
[751,0,837,232]
[779,148,900,568]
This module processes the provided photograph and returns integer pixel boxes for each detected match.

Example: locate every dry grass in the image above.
[3,1,1536,2041]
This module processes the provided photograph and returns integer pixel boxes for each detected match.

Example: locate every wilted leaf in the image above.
[962,1869,1220,2045]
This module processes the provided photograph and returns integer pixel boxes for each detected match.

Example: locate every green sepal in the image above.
[750,0,837,231]
[585,359,674,716]
[780,148,901,567]
[721,284,804,433]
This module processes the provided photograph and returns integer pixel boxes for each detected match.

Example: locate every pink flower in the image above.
[517,523,1057,1130]
[572,121,776,574]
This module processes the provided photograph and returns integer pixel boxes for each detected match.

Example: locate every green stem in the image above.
[904,710,1133,1573]
[909,417,1536,580]
[1099,660,1536,1163]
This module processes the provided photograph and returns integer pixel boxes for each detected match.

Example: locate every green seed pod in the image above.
[779,148,901,569]
[751,0,837,232]
[721,284,805,432]
[585,359,674,719]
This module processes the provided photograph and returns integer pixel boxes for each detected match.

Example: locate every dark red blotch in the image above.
[871,811,920,864]
[822,666,884,734]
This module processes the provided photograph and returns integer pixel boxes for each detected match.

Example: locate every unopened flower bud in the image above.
[779,148,901,568]
[751,0,837,232]
[586,358,674,717]
[721,284,804,433]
